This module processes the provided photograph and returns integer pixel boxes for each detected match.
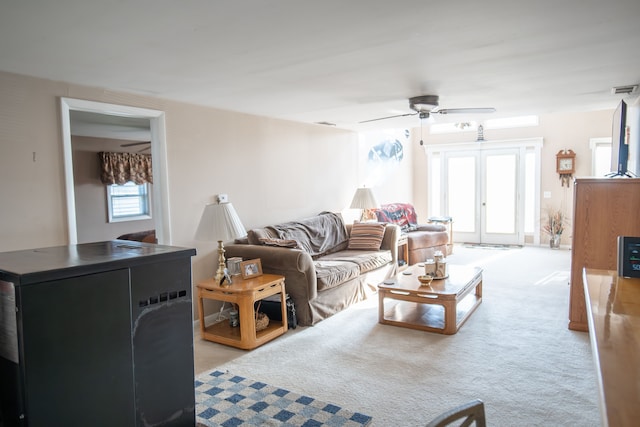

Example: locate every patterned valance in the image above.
[98,151,153,185]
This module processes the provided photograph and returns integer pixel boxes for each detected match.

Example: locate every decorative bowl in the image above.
[417,275,433,285]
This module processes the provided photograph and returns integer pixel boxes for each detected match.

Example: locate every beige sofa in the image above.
[225,212,400,326]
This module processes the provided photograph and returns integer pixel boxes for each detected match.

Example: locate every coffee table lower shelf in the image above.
[379,293,481,334]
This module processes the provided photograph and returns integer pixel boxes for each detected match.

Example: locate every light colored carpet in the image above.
[214,245,600,426]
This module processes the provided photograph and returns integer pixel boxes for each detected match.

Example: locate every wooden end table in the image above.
[378,264,482,335]
[196,273,287,350]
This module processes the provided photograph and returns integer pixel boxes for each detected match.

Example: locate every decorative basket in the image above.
[256,312,269,331]
[255,301,269,331]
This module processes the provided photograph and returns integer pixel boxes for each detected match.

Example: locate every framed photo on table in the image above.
[240,258,263,279]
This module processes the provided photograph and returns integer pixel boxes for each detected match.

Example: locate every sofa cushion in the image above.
[315,260,360,291]
[347,222,385,250]
[320,250,392,274]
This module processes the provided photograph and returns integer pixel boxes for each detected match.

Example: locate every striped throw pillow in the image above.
[348,222,385,250]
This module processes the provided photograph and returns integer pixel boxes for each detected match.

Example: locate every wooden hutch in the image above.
[569,178,640,331]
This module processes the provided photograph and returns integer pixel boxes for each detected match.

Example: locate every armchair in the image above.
[374,203,450,265]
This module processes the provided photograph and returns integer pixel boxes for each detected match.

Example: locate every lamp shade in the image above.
[195,202,246,242]
[350,187,379,210]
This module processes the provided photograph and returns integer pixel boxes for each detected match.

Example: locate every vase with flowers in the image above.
[542,208,565,249]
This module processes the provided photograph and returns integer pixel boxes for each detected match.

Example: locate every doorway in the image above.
[427,138,542,246]
[60,98,171,245]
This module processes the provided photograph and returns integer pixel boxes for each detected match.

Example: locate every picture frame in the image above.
[240,258,263,279]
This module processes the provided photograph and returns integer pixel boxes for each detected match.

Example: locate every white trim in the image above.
[60,103,77,244]
[60,98,171,244]
[589,137,612,149]
[149,114,171,244]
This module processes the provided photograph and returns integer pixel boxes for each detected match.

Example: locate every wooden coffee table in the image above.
[378,264,482,334]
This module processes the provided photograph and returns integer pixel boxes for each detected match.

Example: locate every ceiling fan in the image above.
[359,95,496,123]
[121,141,150,147]
[120,141,151,152]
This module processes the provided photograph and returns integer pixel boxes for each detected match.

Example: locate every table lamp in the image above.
[195,195,247,286]
[350,187,379,222]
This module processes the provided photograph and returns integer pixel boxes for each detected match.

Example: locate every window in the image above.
[107,182,151,222]
[429,122,478,134]
[484,115,539,129]
[428,116,539,135]
[590,137,612,177]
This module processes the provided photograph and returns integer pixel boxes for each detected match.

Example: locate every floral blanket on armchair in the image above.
[374,203,418,231]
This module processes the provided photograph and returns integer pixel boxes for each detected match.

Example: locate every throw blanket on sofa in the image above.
[266,212,348,257]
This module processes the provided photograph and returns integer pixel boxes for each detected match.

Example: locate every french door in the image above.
[442,148,523,246]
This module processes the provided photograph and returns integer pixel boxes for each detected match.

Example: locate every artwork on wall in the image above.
[348,128,414,211]
[359,129,410,188]
[368,138,404,163]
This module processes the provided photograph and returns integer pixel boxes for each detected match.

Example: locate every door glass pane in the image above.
[485,154,516,233]
[430,154,441,216]
[524,151,535,233]
[594,144,612,177]
[447,156,475,233]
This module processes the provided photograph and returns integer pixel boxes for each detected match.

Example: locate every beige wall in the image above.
[0,71,371,290]
[410,109,619,245]
[0,69,626,293]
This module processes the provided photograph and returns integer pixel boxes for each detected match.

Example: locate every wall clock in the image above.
[556,149,576,187]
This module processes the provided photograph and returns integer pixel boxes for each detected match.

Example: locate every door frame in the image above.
[426,137,543,246]
[60,98,171,245]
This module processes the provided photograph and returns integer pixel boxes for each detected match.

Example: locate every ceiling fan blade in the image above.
[359,112,418,123]
[435,108,496,115]
[121,141,151,147]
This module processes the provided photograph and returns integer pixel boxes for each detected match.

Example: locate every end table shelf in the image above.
[197,274,288,350]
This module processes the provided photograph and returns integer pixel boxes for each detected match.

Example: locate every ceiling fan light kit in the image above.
[409,95,440,115]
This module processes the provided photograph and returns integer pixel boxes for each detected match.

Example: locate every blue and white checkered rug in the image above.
[195,370,373,426]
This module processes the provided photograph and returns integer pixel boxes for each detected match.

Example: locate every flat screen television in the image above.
[626,100,640,177]
[609,99,628,176]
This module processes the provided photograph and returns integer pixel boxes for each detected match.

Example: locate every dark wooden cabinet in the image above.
[0,241,196,426]
[569,178,640,331]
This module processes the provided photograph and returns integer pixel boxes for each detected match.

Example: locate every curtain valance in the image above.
[98,151,153,185]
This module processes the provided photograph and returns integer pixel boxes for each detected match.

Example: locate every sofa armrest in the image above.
[224,244,318,301]
[380,223,401,264]
[414,223,446,232]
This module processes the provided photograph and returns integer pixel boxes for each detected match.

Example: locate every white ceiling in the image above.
[2,0,640,131]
